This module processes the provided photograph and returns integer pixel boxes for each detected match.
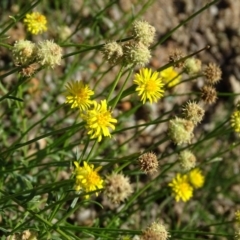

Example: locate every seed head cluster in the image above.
[123,41,151,66]
[11,39,62,70]
[102,41,123,65]
[138,152,159,175]
[182,101,205,126]
[104,173,133,204]
[141,221,170,240]
[204,63,222,85]
[36,40,62,68]
[12,40,36,66]
[101,20,155,67]
[131,20,156,47]
[201,85,217,104]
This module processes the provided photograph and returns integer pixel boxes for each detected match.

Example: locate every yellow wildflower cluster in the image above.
[168,168,205,202]
[65,81,117,142]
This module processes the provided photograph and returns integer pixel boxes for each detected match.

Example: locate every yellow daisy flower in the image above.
[23,12,47,35]
[82,100,117,142]
[231,110,240,133]
[168,173,193,202]
[188,168,205,189]
[73,161,104,199]
[160,66,181,88]
[133,68,164,104]
[65,80,94,111]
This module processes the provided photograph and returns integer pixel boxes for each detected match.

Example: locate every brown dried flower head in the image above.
[168,117,194,145]
[138,152,159,175]
[201,85,217,104]
[101,41,123,65]
[184,57,202,75]
[141,221,170,240]
[21,63,39,77]
[105,173,133,204]
[182,101,205,125]
[132,20,156,47]
[123,41,151,66]
[178,150,196,170]
[168,49,185,68]
[204,63,222,85]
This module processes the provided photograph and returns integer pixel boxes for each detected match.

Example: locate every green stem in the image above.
[86,140,97,162]
[111,68,133,109]
[106,65,124,103]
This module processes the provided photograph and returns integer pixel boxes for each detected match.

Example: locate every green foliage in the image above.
[0,0,238,239]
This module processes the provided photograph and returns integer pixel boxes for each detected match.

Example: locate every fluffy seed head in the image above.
[182,101,205,125]
[201,85,217,104]
[141,221,170,240]
[204,63,222,85]
[102,41,123,65]
[138,152,159,175]
[36,40,62,68]
[168,117,194,145]
[105,173,133,204]
[12,40,36,66]
[131,20,156,47]
[184,57,202,75]
[178,150,196,170]
[123,41,151,66]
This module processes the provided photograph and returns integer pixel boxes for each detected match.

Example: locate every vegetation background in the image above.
[0,0,239,239]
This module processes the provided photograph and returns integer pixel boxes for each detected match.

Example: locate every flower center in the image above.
[97,112,110,126]
[145,79,157,92]
[86,171,100,186]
